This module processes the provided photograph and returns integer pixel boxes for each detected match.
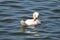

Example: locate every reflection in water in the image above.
[20,25,40,37]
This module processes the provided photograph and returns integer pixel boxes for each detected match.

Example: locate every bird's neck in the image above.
[34,18,38,21]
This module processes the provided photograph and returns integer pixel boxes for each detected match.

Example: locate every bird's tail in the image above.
[20,20,26,25]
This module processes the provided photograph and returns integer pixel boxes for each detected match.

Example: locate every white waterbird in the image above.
[20,12,41,32]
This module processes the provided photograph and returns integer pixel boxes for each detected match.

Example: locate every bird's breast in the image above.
[25,19,39,25]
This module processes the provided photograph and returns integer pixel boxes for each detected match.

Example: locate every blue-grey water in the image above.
[0,0,60,40]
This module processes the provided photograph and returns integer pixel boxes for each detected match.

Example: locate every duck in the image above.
[20,12,41,32]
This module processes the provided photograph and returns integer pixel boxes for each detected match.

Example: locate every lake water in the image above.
[0,0,60,40]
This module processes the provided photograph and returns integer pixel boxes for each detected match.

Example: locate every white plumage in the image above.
[25,19,41,25]
[20,12,41,26]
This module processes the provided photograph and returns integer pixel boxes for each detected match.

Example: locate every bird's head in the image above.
[33,12,39,21]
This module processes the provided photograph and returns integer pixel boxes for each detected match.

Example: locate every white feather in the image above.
[20,12,41,26]
[25,19,41,25]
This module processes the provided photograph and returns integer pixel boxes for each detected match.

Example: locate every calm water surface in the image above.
[0,0,60,40]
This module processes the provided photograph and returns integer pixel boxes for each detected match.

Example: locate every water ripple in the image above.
[48,16,60,19]
[0,0,60,40]
[0,14,13,16]
[0,1,19,4]
[0,18,17,23]
[52,9,60,13]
